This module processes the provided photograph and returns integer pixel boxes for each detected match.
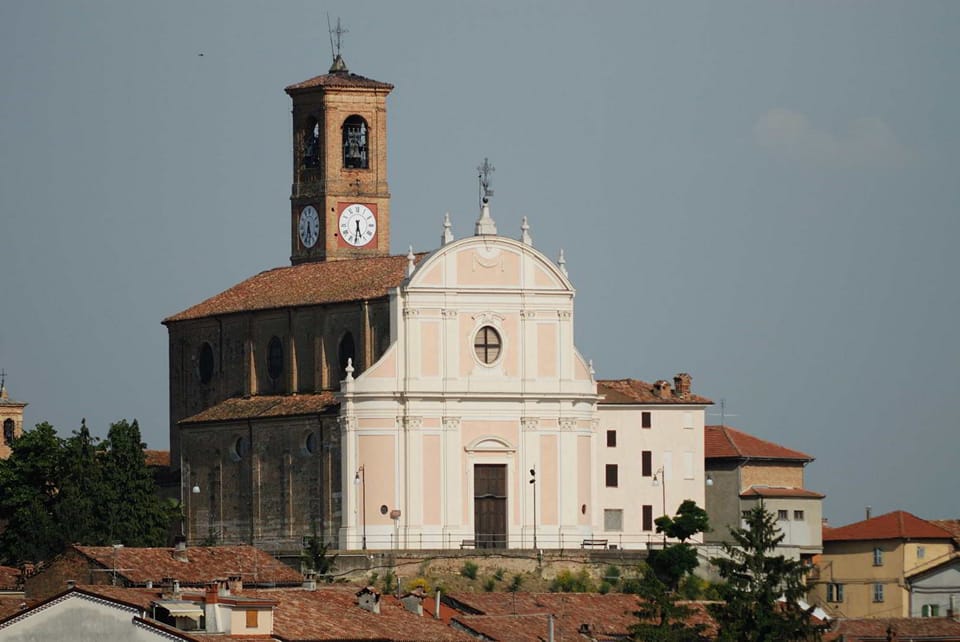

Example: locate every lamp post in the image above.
[652,466,666,546]
[529,468,537,550]
[354,465,366,549]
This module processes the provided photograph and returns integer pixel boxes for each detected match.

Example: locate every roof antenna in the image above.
[327,15,349,72]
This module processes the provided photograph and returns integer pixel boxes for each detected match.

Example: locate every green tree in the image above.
[0,423,64,563]
[632,501,710,641]
[302,523,337,581]
[56,420,104,545]
[98,420,174,547]
[709,505,822,642]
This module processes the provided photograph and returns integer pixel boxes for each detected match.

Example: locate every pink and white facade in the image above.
[337,204,710,550]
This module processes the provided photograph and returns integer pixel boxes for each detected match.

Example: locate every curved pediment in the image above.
[465,435,516,453]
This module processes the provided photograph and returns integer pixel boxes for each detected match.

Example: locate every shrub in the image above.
[460,561,479,580]
[483,577,496,592]
[406,576,431,594]
[508,574,524,592]
[493,567,505,581]
[550,569,595,593]
[382,570,396,594]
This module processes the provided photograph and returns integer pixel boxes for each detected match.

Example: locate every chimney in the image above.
[673,373,692,398]
[66,579,76,590]
[653,380,671,398]
[173,536,188,562]
[205,582,222,633]
[172,579,181,596]
[356,586,381,614]
[866,506,872,520]
[227,575,242,595]
[303,571,317,591]
[400,587,425,616]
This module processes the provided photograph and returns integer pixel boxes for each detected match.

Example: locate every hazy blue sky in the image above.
[1,2,957,527]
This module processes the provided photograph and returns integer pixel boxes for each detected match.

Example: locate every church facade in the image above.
[165,56,711,552]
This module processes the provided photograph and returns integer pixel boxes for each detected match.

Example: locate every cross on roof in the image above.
[477,157,495,203]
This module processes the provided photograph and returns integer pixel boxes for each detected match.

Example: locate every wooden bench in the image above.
[581,539,608,549]
[460,539,476,549]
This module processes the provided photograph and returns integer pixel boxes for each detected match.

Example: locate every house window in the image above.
[605,464,618,488]
[873,547,884,566]
[604,509,623,532]
[873,583,884,602]
[642,505,654,531]
[641,451,652,477]
[922,604,940,617]
[246,609,259,628]
[342,115,368,169]
[641,411,652,428]
[473,326,502,364]
[827,583,844,603]
[778,510,788,521]
[793,510,805,521]
[917,545,925,560]
[741,510,751,520]
[606,430,616,447]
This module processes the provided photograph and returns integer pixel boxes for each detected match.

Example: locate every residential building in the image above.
[811,510,957,618]
[704,424,823,561]
[595,377,711,547]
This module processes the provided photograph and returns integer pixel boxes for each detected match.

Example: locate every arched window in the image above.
[338,332,356,380]
[303,120,320,169]
[267,336,284,381]
[197,342,214,384]
[2,419,14,446]
[342,116,368,169]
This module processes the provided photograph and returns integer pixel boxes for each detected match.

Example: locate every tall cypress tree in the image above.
[56,419,104,545]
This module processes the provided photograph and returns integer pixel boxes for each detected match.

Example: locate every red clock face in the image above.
[337,203,378,248]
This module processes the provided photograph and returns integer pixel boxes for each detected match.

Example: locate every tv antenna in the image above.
[707,398,739,427]
[327,15,348,62]
[477,157,495,207]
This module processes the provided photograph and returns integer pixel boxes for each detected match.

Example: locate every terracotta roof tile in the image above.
[931,519,960,546]
[825,616,960,641]
[72,544,303,586]
[597,379,712,405]
[285,70,394,92]
[164,254,425,323]
[823,510,955,542]
[180,393,338,424]
[145,449,170,467]
[705,425,813,461]
[741,486,825,499]
[444,592,717,641]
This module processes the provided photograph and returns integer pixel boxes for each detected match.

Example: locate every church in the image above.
[164,53,711,553]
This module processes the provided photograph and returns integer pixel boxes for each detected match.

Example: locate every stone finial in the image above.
[520,216,532,245]
[345,358,355,381]
[407,246,416,277]
[588,360,596,378]
[558,249,568,276]
[441,212,454,246]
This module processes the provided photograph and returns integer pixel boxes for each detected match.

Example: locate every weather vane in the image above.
[477,157,495,207]
[327,15,348,62]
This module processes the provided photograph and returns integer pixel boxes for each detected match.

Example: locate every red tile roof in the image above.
[145,449,170,467]
[0,566,20,591]
[72,544,303,586]
[741,487,825,499]
[444,592,717,641]
[180,393,338,425]
[931,519,960,546]
[823,510,955,543]
[285,70,394,92]
[597,379,712,405]
[164,254,425,323]
[825,616,960,641]
[705,425,813,461]
[249,586,474,641]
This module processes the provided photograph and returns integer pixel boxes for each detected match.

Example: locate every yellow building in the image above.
[811,510,957,618]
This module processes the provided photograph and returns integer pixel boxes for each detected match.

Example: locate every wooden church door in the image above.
[474,464,507,548]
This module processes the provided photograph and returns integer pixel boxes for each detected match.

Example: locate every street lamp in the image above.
[354,465,366,549]
[652,466,666,546]
[529,468,537,550]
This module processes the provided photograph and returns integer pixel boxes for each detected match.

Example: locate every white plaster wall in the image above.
[0,593,165,642]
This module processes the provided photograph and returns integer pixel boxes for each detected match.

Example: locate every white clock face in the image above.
[339,204,377,247]
[298,205,320,248]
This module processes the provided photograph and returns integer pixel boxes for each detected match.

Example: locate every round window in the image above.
[267,336,283,380]
[232,436,250,460]
[305,432,318,455]
[197,342,214,384]
[473,326,502,364]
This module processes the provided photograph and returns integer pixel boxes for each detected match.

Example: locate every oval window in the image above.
[473,326,502,364]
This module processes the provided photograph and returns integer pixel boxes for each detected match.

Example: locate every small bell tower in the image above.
[0,371,27,460]
[285,22,393,263]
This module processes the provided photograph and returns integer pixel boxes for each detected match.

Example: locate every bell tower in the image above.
[285,52,393,264]
[0,371,27,460]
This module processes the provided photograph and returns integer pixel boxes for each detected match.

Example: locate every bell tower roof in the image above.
[285,69,393,94]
